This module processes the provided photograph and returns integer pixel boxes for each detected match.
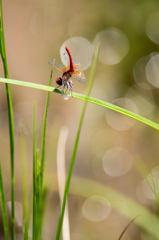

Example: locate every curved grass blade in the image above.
[55,45,100,240]
[0,77,158,131]
[68,176,159,240]
[0,2,15,239]
[118,215,139,240]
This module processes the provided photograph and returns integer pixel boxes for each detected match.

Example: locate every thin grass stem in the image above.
[41,66,54,188]
[118,216,139,240]
[0,2,15,239]
[0,163,10,240]
[55,45,100,240]
[33,102,37,240]
[20,134,29,240]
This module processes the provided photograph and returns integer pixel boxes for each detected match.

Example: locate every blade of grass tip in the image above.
[33,102,37,240]
[0,2,15,240]
[0,77,159,131]
[0,162,10,240]
[20,134,29,240]
[72,93,159,131]
[118,215,139,240]
[55,45,100,240]
[41,62,54,188]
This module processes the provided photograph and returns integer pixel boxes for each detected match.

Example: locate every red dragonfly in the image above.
[49,46,86,100]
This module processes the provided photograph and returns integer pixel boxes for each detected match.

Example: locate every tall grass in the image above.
[0,2,159,240]
[20,134,29,240]
[0,1,15,239]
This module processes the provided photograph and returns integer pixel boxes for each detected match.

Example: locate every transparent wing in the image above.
[67,63,80,70]
[71,71,87,84]
[63,50,80,70]
[48,62,68,72]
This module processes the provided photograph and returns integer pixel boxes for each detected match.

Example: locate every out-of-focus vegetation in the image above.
[1,0,159,239]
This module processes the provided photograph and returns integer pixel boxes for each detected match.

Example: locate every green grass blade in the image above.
[72,93,159,130]
[0,162,10,240]
[35,149,41,240]
[55,45,100,240]
[41,67,54,188]
[20,135,29,240]
[0,77,158,130]
[33,102,37,240]
[0,2,15,239]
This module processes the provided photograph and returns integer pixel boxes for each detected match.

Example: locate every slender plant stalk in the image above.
[0,163,10,240]
[20,135,29,240]
[41,66,54,188]
[118,216,139,240]
[33,102,36,240]
[0,77,158,130]
[36,149,48,240]
[0,2,15,239]
[35,149,41,240]
[55,45,100,240]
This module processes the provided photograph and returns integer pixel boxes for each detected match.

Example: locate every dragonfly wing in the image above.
[67,63,80,70]
[71,71,87,84]
[49,62,68,72]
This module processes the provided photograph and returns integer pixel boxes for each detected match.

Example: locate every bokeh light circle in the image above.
[93,28,129,65]
[136,167,159,205]
[91,129,123,155]
[146,53,159,87]
[82,195,111,222]
[106,98,138,131]
[136,181,154,205]
[103,147,133,177]
[146,11,159,45]
[133,56,151,85]
[61,37,93,70]
[125,86,154,119]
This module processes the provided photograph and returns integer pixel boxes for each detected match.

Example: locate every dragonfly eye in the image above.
[56,77,62,86]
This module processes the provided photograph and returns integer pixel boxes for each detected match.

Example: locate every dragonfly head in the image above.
[56,77,62,86]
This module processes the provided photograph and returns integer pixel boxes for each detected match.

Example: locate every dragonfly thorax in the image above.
[62,71,72,81]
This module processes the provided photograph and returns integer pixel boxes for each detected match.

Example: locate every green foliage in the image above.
[1,2,159,240]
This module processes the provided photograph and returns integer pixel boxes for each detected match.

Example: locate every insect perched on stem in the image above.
[49,46,86,100]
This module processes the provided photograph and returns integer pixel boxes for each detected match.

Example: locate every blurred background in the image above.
[1,0,159,239]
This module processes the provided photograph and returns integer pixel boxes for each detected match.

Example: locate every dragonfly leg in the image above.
[56,85,61,89]
[69,80,73,96]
